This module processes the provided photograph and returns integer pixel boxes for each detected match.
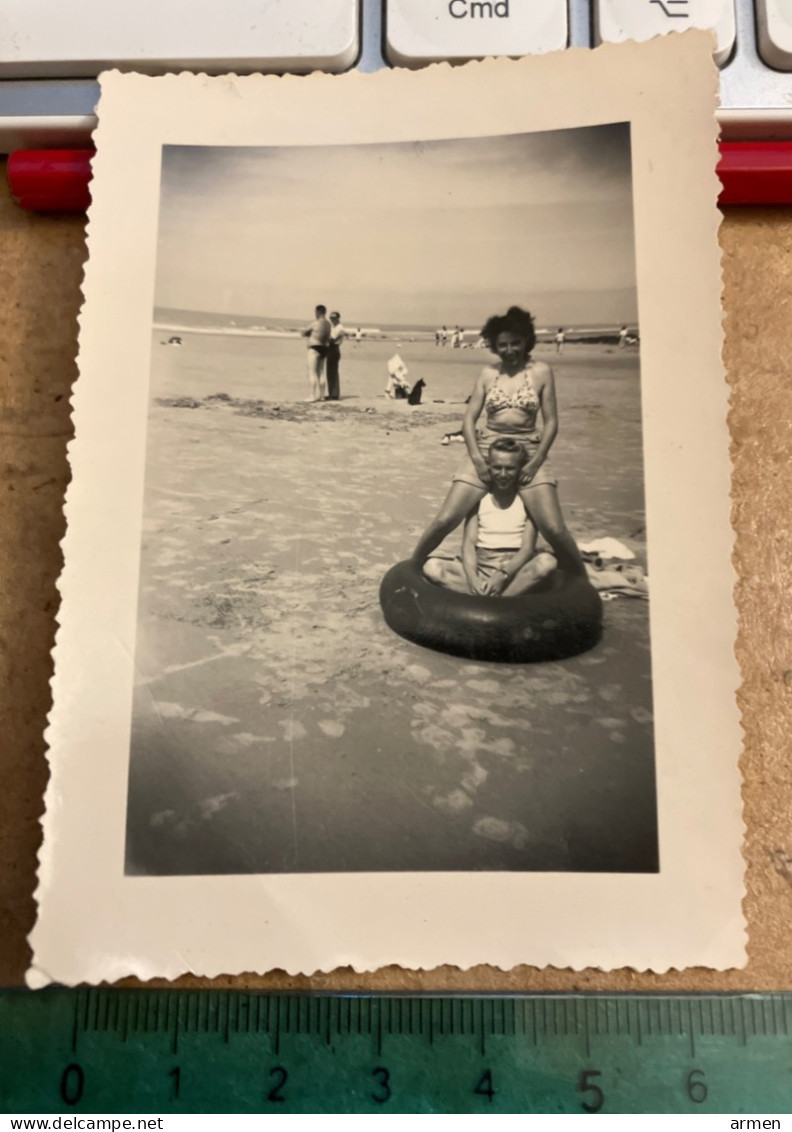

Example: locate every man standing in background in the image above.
[327,311,346,401]
[301,304,331,401]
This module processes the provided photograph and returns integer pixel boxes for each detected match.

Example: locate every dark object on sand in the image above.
[394,378,426,405]
[379,559,602,663]
[407,378,425,405]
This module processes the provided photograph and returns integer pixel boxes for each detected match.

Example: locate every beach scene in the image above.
[125,125,657,876]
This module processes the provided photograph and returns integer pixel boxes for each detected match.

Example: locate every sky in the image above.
[154,124,638,329]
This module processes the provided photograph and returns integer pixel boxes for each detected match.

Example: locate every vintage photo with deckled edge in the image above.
[29,36,744,984]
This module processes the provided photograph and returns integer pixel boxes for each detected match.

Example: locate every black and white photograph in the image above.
[126,123,657,877]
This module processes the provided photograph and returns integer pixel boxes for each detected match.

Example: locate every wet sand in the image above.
[126,334,657,875]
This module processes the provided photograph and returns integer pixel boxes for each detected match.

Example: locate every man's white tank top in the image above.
[477,493,527,550]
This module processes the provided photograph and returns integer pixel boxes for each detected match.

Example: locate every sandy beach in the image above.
[126,332,656,876]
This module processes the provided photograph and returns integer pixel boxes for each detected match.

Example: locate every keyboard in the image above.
[0,0,791,151]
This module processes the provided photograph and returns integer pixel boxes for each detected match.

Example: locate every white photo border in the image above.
[30,36,744,984]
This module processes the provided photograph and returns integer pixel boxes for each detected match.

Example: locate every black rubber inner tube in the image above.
[379,558,603,663]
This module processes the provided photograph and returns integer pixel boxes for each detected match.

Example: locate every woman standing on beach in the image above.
[412,305,587,578]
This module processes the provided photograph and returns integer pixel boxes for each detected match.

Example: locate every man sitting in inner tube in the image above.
[423,438,556,598]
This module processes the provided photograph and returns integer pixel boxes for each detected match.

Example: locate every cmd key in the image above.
[594,0,736,67]
[0,0,359,77]
[385,0,567,66]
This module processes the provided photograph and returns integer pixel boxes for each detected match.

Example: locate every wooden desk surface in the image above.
[2,169,790,991]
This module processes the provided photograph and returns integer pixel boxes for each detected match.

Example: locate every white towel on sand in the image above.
[578,537,635,561]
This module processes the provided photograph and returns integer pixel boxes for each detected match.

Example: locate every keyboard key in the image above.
[0,0,359,77]
[594,0,736,67]
[386,0,567,66]
[757,1,792,70]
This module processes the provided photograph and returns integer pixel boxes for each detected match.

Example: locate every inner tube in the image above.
[379,559,603,663]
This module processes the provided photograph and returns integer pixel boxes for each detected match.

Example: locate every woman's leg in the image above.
[519,484,587,577]
[411,481,485,566]
[423,556,470,594]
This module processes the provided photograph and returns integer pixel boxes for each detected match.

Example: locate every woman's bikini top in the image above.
[484,365,540,419]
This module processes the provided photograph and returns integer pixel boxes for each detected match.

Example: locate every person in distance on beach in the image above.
[423,438,555,597]
[300,304,331,401]
[411,305,587,578]
[326,311,346,401]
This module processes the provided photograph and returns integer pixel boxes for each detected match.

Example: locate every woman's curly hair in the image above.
[480,306,537,354]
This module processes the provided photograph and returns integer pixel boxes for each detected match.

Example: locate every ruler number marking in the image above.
[686,1068,708,1105]
[60,1063,84,1107]
[474,1068,495,1103]
[267,1065,288,1104]
[578,1069,604,1113]
[372,1066,391,1104]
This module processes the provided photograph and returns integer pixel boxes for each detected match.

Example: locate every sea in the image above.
[153,307,639,344]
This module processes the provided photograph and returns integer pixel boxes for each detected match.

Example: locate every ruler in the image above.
[1,990,790,1114]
